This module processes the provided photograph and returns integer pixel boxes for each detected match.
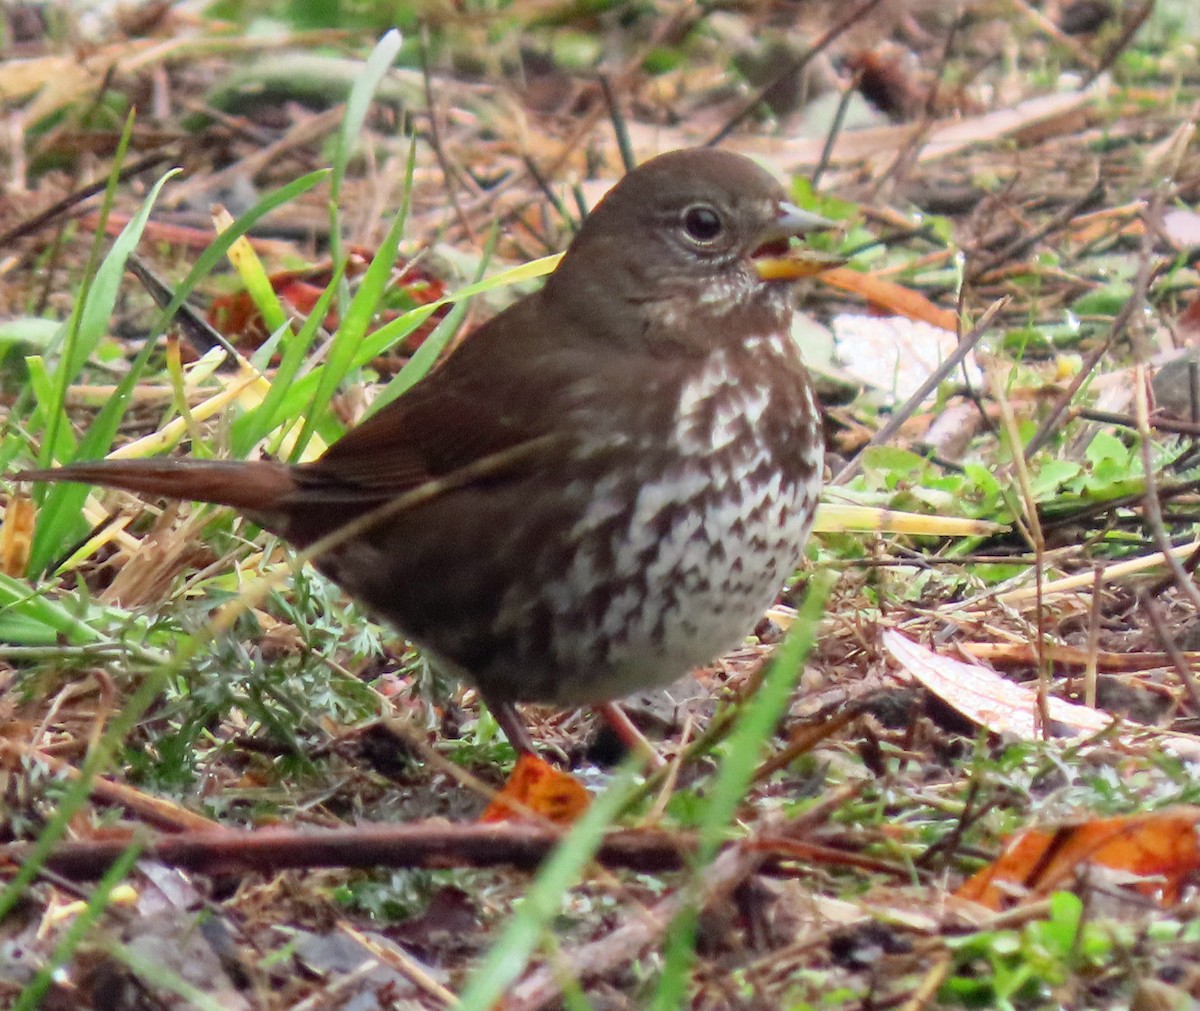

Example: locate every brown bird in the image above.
[18,148,834,754]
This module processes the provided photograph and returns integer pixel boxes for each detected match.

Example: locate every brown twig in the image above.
[811,73,860,192]
[1084,564,1103,707]
[521,152,578,235]
[1134,365,1200,615]
[753,699,877,782]
[1022,311,1129,462]
[419,26,477,243]
[1081,0,1155,89]
[0,816,885,887]
[506,834,766,1010]
[1138,589,1200,714]
[969,177,1105,281]
[127,254,242,361]
[504,793,859,1010]
[913,777,983,872]
[0,150,174,250]
[2,823,691,880]
[988,359,1052,738]
[0,739,220,834]
[598,73,635,173]
[1076,407,1200,439]
[962,640,1200,672]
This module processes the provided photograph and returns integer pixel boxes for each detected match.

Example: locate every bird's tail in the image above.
[15,458,297,516]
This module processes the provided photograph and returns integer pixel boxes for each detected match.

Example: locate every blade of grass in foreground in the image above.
[366,225,498,417]
[458,572,832,1007]
[233,242,559,446]
[455,761,640,1011]
[327,29,404,271]
[147,170,330,342]
[22,171,329,573]
[651,570,835,1009]
[38,111,138,468]
[293,139,417,457]
[351,249,561,371]
[26,167,179,573]
[11,840,144,1011]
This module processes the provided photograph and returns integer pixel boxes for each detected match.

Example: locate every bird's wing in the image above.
[293,296,584,499]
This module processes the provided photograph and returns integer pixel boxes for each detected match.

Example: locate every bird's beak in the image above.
[751,201,842,281]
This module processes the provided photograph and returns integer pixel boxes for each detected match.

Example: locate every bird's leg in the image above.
[477,690,537,756]
[479,693,664,771]
[596,701,667,771]
[475,690,593,825]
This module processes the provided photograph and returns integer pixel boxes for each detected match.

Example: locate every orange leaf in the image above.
[479,753,591,825]
[1,494,35,577]
[819,267,958,332]
[958,808,1200,909]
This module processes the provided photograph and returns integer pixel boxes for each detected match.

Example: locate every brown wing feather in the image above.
[297,294,569,495]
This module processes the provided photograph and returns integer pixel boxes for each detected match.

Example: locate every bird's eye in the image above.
[681,204,723,243]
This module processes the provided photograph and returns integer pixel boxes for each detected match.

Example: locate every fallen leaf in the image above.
[821,269,958,332]
[1,493,35,576]
[832,313,975,404]
[480,753,590,825]
[958,808,1200,909]
[882,629,1115,740]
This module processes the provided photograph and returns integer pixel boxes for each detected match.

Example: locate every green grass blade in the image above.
[38,163,179,471]
[147,170,330,340]
[23,355,77,463]
[293,139,416,456]
[353,250,560,370]
[365,227,497,416]
[60,166,179,387]
[651,571,836,1008]
[38,110,137,470]
[12,840,145,1011]
[455,762,640,1009]
[0,573,106,645]
[25,168,182,572]
[232,241,554,446]
[22,172,330,570]
[328,29,404,269]
[697,571,835,858]
[230,288,341,457]
[108,941,232,1011]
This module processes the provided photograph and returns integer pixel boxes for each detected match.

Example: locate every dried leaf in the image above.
[0,493,35,576]
[821,269,958,333]
[479,753,591,825]
[882,630,1115,739]
[958,808,1200,909]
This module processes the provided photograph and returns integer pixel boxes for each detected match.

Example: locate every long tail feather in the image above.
[15,458,297,515]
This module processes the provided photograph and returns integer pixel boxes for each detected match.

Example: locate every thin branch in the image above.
[811,74,860,191]
[1081,0,1155,89]
[419,25,476,243]
[1138,589,1200,713]
[0,150,173,249]
[1,824,693,880]
[1134,364,1200,616]
[831,298,1004,486]
[969,177,1105,281]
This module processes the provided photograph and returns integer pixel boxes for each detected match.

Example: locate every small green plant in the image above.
[941,893,1112,1009]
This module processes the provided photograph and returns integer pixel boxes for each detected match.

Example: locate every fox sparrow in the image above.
[19,148,833,753]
